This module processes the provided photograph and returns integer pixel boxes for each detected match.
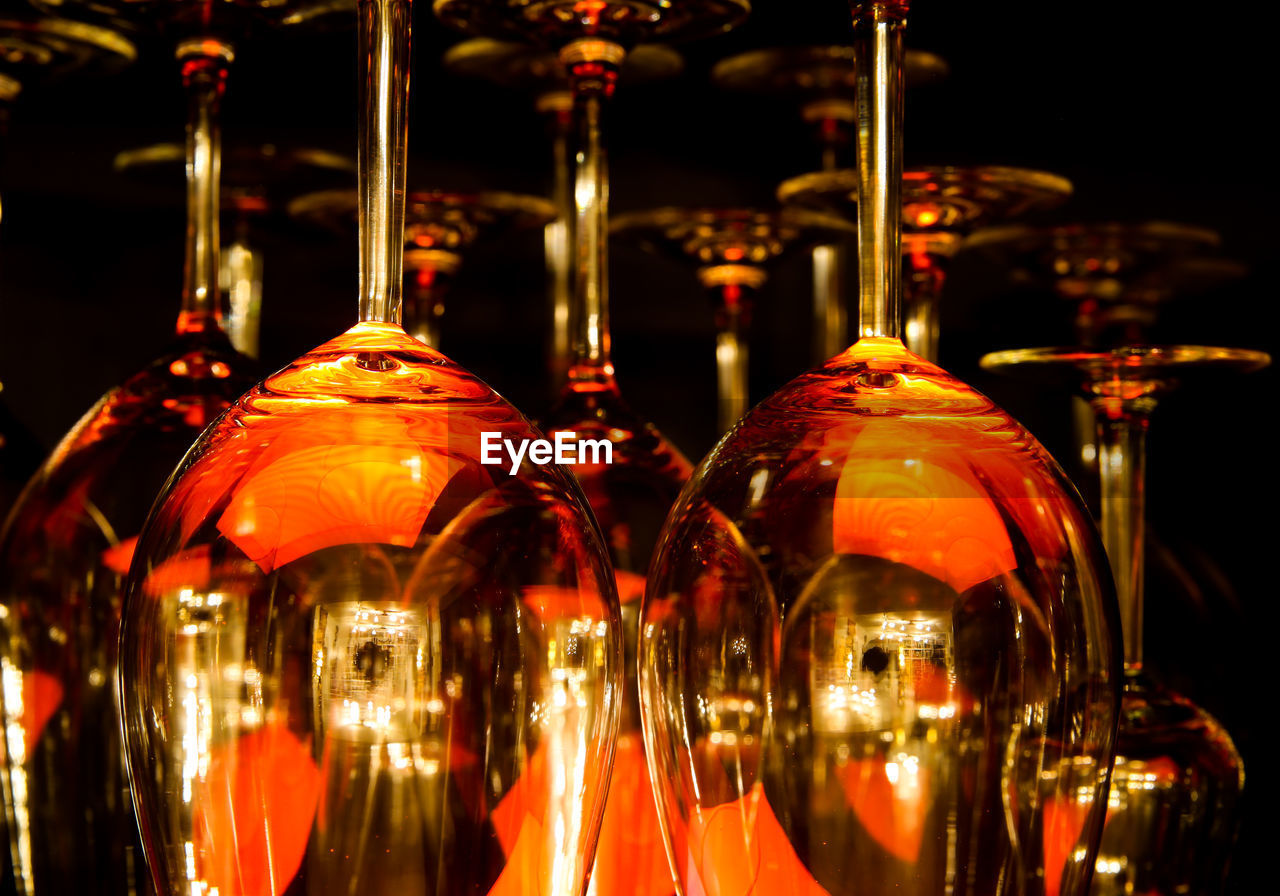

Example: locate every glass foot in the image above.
[779,165,1072,235]
[433,0,748,46]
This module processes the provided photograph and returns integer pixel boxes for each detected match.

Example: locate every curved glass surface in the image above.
[0,330,253,895]
[119,322,622,895]
[640,338,1122,896]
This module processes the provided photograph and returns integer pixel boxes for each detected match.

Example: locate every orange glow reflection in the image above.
[615,569,647,605]
[184,407,463,574]
[1042,795,1090,896]
[194,723,321,896]
[101,535,139,577]
[20,671,64,760]
[141,546,213,598]
[833,420,1017,592]
[592,734,672,896]
[835,758,929,863]
[685,784,831,896]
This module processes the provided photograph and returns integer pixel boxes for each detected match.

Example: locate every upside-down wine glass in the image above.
[980,344,1266,896]
[0,15,135,894]
[711,43,947,363]
[289,186,555,349]
[114,142,356,358]
[779,165,1072,365]
[433,4,750,895]
[610,206,853,434]
[639,5,1122,896]
[965,222,1237,478]
[443,37,682,393]
[117,1,622,894]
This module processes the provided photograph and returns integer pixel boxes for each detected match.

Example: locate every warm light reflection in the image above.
[836,756,929,863]
[685,784,831,896]
[193,723,321,896]
[589,735,672,896]
[833,420,1017,592]
[218,440,449,573]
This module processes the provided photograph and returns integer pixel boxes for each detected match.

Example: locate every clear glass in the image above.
[117,3,622,896]
[0,21,252,896]
[711,44,949,363]
[442,38,683,394]
[113,141,358,359]
[432,6,750,896]
[964,222,1242,479]
[640,9,1122,896]
[610,206,853,433]
[0,19,138,896]
[980,345,1267,896]
[289,188,556,351]
[779,166,1072,364]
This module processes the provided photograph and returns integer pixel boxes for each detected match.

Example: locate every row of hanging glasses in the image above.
[0,1,1265,896]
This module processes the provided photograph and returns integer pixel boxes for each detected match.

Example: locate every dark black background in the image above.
[1,1,1275,890]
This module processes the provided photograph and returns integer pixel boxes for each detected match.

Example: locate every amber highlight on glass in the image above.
[0,32,248,896]
[117,2,622,895]
[639,5,1122,896]
[981,345,1267,896]
[433,5,750,896]
[610,207,854,433]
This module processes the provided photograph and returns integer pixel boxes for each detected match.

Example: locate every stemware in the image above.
[965,222,1238,478]
[290,187,555,349]
[639,5,1121,896]
[117,1,621,894]
[980,344,1266,896]
[433,4,748,895]
[610,206,853,433]
[114,142,356,358]
[443,38,682,393]
[0,12,149,896]
[779,165,1072,364]
[712,44,947,363]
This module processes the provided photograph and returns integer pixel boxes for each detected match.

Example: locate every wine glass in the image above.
[443,37,683,393]
[1,1,349,893]
[289,187,555,349]
[779,165,1072,364]
[712,44,948,363]
[610,206,854,433]
[115,1,621,894]
[980,344,1267,896]
[114,142,356,357]
[965,222,1240,479]
[433,4,748,895]
[639,5,1121,896]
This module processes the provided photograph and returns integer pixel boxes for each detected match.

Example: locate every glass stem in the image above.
[176,40,233,337]
[1093,397,1153,672]
[562,40,624,391]
[542,94,575,391]
[357,0,411,326]
[704,277,758,434]
[851,1,906,342]
[902,249,945,363]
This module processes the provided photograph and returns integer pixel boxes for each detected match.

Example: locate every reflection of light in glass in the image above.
[2,660,32,885]
[315,603,427,741]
